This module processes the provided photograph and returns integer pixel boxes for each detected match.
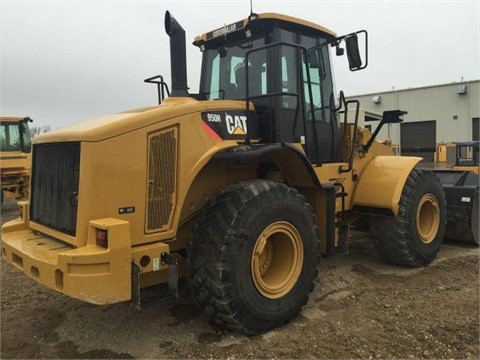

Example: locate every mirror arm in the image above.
[363,110,407,154]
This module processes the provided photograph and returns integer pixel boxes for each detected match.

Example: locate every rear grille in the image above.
[146,128,177,232]
[30,143,80,236]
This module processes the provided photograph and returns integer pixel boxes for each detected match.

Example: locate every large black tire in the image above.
[370,168,446,267]
[188,180,319,334]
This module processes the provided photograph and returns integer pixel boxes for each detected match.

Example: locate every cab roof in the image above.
[193,12,336,45]
[0,116,30,123]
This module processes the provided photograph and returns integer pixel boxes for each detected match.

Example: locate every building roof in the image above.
[348,79,480,98]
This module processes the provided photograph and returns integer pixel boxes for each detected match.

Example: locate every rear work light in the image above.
[96,229,108,248]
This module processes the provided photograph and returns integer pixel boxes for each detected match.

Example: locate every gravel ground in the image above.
[1,199,479,359]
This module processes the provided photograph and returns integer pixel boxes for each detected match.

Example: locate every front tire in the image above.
[188,180,319,334]
[370,168,446,267]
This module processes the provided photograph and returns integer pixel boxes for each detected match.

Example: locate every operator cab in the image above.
[150,12,367,165]
[194,13,339,164]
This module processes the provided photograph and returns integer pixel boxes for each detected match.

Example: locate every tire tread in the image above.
[370,168,446,267]
[188,180,319,333]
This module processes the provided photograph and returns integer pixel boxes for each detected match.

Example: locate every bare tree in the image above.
[30,125,52,138]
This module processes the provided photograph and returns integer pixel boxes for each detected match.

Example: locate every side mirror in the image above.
[346,34,362,70]
[337,30,368,71]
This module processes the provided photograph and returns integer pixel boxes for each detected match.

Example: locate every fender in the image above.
[212,143,322,189]
[352,156,422,216]
[178,142,337,255]
[177,142,322,227]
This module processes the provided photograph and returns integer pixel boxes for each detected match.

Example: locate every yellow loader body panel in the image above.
[2,98,255,303]
[352,156,422,215]
[2,217,132,304]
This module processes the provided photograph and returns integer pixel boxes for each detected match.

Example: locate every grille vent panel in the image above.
[146,128,177,232]
[30,143,80,236]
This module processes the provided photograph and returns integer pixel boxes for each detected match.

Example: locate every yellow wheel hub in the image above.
[251,221,303,299]
[416,193,440,244]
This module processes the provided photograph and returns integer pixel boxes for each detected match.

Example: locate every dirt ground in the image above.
[1,199,479,359]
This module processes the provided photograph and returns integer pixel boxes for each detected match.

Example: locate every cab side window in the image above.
[300,35,332,123]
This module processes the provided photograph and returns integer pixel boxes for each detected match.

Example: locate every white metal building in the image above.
[347,79,479,161]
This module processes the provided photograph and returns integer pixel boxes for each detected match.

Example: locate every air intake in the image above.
[146,128,177,232]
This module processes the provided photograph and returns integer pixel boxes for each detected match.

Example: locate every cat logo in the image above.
[225,114,248,135]
[200,110,258,140]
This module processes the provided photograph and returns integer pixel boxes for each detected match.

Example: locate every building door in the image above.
[400,120,436,162]
[473,118,479,141]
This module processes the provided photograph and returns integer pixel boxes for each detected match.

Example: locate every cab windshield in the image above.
[199,30,334,123]
[200,37,267,101]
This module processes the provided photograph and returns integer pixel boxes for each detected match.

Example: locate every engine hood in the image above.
[34,97,233,144]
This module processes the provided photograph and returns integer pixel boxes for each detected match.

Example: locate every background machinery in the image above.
[2,11,450,333]
[433,141,479,244]
[0,116,32,202]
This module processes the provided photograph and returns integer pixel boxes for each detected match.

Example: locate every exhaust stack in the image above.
[165,11,189,97]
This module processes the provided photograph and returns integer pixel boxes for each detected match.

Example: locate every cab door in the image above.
[275,31,338,164]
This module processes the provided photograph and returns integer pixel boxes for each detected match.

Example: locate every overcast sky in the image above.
[1,0,479,128]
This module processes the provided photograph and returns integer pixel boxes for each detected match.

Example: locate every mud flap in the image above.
[336,221,349,254]
[131,253,179,310]
[161,252,179,299]
[132,263,142,310]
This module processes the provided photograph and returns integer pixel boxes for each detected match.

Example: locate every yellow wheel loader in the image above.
[2,11,448,334]
[0,116,32,202]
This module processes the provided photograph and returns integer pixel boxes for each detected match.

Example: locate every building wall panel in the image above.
[346,80,479,147]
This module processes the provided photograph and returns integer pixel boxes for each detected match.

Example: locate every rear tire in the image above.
[370,168,446,267]
[188,180,319,334]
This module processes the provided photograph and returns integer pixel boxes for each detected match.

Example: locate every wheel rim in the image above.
[251,221,303,299]
[416,193,440,244]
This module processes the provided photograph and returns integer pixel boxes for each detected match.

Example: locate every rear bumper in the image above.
[1,218,132,304]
